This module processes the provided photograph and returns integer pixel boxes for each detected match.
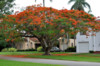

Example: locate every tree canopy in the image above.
[0,5,99,55]
[0,0,15,49]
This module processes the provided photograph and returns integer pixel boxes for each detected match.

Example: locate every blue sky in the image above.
[14,0,100,17]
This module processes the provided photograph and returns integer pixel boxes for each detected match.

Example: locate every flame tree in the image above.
[1,5,100,55]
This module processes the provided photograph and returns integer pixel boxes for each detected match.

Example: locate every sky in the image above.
[13,0,100,17]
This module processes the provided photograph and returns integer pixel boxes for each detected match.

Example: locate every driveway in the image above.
[0,55,100,66]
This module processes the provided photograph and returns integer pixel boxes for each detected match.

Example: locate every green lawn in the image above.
[27,54,100,62]
[1,51,100,62]
[0,59,62,66]
[0,51,41,55]
[0,51,70,55]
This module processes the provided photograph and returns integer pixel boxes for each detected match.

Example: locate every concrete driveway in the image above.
[0,55,100,66]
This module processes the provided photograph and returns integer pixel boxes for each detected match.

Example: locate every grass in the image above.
[0,59,62,66]
[1,51,100,62]
[27,54,100,62]
[26,52,100,62]
[0,51,70,55]
[0,51,42,55]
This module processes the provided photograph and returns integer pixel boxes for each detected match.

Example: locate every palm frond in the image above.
[68,0,75,4]
[69,0,91,11]
[79,5,84,11]
[83,2,91,11]
[71,2,78,10]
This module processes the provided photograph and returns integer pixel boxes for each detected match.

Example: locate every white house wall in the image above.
[76,31,100,53]
[76,32,90,43]
[89,36,94,51]
[95,32,100,51]
[60,44,68,50]
[76,32,91,53]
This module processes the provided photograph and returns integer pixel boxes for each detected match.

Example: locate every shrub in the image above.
[89,51,94,53]
[1,48,8,52]
[8,48,17,52]
[65,47,76,52]
[1,48,17,52]
[0,40,8,51]
[18,48,36,52]
[37,46,43,52]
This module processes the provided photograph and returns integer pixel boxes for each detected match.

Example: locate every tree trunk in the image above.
[43,47,51,55]
[43,0,45,7]
[39,38,52,55]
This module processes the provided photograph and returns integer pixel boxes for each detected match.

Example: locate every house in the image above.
[76,19,100,53]
[14,36,76,51]
[14,37,41,50]
[58,37,76,50]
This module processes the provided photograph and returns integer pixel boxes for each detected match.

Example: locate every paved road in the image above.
[0,55,100,66]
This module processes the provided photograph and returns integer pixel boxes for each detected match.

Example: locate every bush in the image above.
[8,48,17,52]
[89,51,94,53]
[1,48,8,52]
[1,48,17,52]
[37,46,43,52]
[65,47,76,52]
[0,40,8,51]
[18,48,36,52]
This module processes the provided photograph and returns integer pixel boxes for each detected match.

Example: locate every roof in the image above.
[30,37,39,42]
[96,17,100,21]
[96,19,100,21]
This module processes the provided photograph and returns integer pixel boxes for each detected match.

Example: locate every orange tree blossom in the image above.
[0,15,22,44]
[1,5,100,55]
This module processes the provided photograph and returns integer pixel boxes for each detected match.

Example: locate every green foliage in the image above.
[89,14,94,17]
[0,35,8,45]
[0,39,8,48]
[0,0,15,15]
[8,48,17,52]
[68,0,91,12]
[1,48,17,52]
[65,47,76,52]
[0,0,16,48]
[1,48,8,52]
[18,48,36,51]
[89,51,94,53]
[37,46,43,52]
